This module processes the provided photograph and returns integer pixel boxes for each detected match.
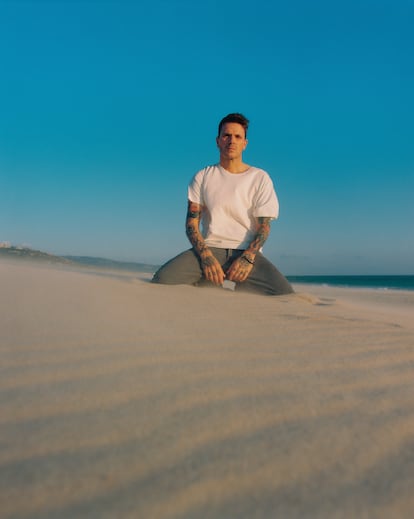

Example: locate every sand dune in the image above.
[1,260,414,518]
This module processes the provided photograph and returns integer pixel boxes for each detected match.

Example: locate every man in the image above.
[152,113,293,296]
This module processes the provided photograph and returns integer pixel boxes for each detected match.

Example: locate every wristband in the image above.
[241,255,255,265]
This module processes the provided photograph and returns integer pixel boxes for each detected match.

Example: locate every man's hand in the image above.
[226,256,254,283]
[201,251,226,286]
[186,200,225,285]
[226,216,271,284]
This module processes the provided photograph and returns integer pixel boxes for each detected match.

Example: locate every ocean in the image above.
[287,275,414,292]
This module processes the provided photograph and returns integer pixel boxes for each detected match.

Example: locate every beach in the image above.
[1,259,414,519]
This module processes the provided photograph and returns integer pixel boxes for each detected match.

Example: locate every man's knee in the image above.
[151,269,168,284]
[151,250,202,285]
[243,255,294,296]
[151,267,185,285]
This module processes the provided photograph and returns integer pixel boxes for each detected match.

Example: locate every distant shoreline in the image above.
[1,246,412,291]
[287,275,414,292]
[0,246,158,273]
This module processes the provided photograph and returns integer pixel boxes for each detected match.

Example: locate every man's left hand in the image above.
[226,256,254,283]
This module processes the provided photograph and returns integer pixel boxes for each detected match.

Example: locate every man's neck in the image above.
[219,158,249,174]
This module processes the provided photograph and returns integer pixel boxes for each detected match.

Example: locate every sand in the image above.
[1,259,414,519]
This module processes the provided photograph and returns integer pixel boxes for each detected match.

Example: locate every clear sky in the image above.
[1,0,413,275]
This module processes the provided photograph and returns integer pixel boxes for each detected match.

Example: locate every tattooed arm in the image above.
[226,217,272,283]
[186,200,225,285]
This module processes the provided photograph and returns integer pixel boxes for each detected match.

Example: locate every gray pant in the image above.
[152,248,294,296]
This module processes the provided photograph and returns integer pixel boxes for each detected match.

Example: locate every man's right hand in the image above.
[200,251,225,286]
[186,200,225,285]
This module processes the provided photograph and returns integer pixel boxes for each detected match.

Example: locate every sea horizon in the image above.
[1,246,413,291]
[287,275,414,291]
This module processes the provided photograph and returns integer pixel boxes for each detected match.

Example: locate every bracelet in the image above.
[241,255,255,265]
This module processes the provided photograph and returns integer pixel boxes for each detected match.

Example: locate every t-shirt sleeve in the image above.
[188,169,205,205]
[253,174,280,219]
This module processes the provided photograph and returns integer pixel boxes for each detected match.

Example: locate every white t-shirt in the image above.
[188,164,279,250]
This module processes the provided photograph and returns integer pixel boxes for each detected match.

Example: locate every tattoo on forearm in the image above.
[186,201,210,257]
[246,217,271,254]
[186,224,207,250]
[188,209,201,219]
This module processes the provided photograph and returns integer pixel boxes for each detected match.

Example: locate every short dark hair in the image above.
[218,113,249,137]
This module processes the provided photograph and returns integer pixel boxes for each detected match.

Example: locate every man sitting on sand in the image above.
[152,113,293,296]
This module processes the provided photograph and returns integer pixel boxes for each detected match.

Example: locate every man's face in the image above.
[216,122,248,160]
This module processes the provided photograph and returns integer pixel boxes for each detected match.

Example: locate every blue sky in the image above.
[1,0,413,275]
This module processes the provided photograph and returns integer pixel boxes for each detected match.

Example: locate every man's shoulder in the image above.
[193,164,219,178]
[199,164,219,173]
[247,166,273,182]
[189,165,218,187]
[248,165,269,175]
